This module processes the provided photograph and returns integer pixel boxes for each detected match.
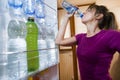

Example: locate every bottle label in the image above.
[62,0,78,14]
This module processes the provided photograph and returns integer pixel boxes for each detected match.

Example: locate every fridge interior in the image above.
[0,0,59,80]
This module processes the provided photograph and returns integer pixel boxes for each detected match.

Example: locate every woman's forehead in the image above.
[86,8,96,12]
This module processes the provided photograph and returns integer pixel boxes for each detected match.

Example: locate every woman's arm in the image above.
[55,13,77,46]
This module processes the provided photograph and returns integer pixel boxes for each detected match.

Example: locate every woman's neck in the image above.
[86,23,101,37]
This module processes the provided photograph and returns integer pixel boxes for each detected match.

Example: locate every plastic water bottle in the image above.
[23,0,35,16]
[8,0,23,8]
[35,0,45,25]
[7,37,27,79]
[8,20,26,39]
[8,0,24,17]
[35,0,47,69]
[0,1,9,79]
[26,17,39,72]
[45,27,57,66]
[38,39,48,70]
[7,15,27,80]
[62,0,83,18]
[46,39,57,66]
[35,0,45,18]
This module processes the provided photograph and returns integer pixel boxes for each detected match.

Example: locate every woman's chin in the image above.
[81,20,86,24]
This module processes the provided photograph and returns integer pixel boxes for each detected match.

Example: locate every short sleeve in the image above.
[75,33,85,45]
[108,30,120,53]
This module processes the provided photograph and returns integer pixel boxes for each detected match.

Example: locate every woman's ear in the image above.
[95,13,103,20]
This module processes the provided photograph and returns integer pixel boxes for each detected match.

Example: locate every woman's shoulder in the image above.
[75,33,86,42]
[103,29,120,39]
[76,33,86,38]
[105,29,120,35]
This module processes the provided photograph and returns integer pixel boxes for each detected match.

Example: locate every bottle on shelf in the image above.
[46,38,57,66]
[35,0,45,19]
[35,0,49,70]
[45,26,57,66]
[36,0,46,40]
[37,23,49,70]
[7,0,27,79]
[7,17,27,80]
[38,38,48,70]
[8,0,24,17]
[26,17,39,72]
[62,0,83,18]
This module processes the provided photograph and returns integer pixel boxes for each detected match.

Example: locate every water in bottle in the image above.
[62,0,83,18]
[38,39,48,70]
[26,17,39,72]
[0,14,8,53]
[35,0,45,18]
[46,39,57,66]
[0,54,8,80]
[8,0,23,8]
[7,14,27,79]
[8,20,26,39]
[35,0,45,25]
[23,0,35,16]
[8,0,24,17]
[45,27,57,66]
[0,1,10,79]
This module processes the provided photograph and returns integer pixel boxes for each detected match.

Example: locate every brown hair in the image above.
[88,3,118,30]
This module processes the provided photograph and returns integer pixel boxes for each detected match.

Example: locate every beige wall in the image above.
[96,0,120,29]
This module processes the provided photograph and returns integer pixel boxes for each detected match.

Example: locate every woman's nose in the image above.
[83,12,85,15]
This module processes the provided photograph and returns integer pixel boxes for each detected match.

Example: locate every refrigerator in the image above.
[0,0,59,80]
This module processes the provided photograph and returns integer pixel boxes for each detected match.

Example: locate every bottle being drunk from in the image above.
[62,0,83,18]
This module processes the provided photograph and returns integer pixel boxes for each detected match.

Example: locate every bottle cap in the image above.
[28,17,34,22]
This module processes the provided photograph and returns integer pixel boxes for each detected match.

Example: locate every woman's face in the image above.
[81,8,96,24]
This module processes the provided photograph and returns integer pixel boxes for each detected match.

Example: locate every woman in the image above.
[55,3,120,80]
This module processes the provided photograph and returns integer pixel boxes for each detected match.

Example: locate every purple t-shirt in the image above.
[75,30,120,80]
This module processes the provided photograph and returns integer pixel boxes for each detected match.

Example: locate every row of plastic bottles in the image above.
[1,17,58,80]
[8,0,45,18]
[6,15,58,80]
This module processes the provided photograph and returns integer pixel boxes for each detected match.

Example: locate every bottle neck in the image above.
[28,17,35,22]
[28,19,34,22]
